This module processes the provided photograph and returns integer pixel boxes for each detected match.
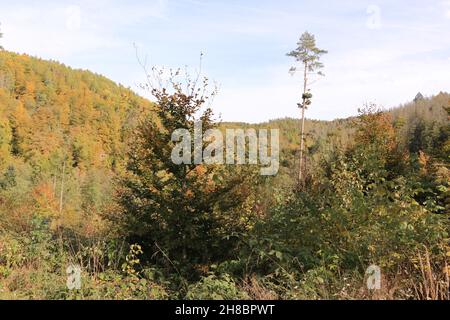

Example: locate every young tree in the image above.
[287,32,327,185]
[114,68,258,273]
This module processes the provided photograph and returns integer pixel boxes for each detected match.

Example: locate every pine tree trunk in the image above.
[298,62,308,185]
[59,160,66,213]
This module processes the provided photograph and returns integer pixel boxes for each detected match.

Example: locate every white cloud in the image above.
[441,0,450,18]
[0,1,167,60]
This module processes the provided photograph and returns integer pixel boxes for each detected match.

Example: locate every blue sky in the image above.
[1,0,450,122]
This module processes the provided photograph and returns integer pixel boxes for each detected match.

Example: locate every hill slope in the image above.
[0,51,152,172]
[223,92,449,188]
[0,51,153,226]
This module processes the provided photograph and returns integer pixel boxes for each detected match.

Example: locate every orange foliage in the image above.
[32,182,58,218]
[355,104,397,152]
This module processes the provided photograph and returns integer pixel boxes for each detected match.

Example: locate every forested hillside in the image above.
[0,51,153,230]
[224,92,449,192]
[0,51,448,300]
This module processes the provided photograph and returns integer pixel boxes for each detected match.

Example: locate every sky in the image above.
[1,0,449,123]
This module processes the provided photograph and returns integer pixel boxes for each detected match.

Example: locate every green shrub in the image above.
[186,274,249,300]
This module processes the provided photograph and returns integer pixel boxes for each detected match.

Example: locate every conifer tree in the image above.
[287,32,327,185]
[116,69,257,271]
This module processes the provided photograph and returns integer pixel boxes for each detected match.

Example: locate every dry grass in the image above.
[241,276,279,300]
[413,248,449,300]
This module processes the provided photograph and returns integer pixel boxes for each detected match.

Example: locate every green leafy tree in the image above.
[287,32,327,185]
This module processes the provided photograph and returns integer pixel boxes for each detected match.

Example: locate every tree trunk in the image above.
[298,61,308,185]
[59,160,66,213]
